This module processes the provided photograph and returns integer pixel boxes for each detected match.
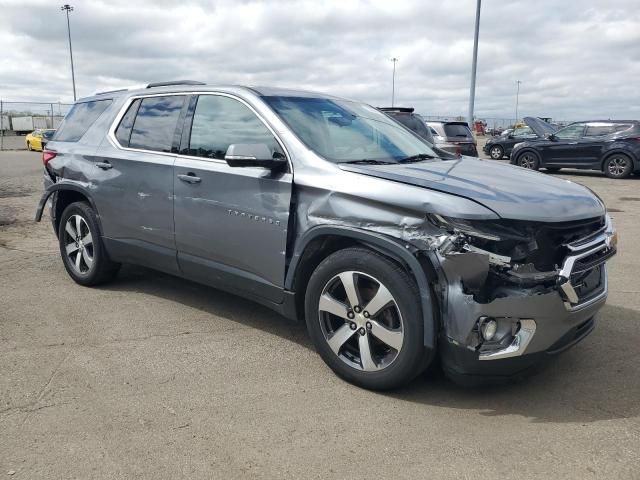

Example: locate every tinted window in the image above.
[55,99,112,142]
[443,124,472,138]
[391,114,432,142]
[584,125,614,137]
[129,96,185,153]
[115,99,141,147]
[188,95,282,160]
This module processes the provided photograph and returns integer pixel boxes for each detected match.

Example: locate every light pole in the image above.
[467,0,481,128]
[515,80,522,124]
[61,4,77,101]
[391,57,398,107]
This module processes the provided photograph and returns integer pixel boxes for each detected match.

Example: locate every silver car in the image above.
[36,82,616,389]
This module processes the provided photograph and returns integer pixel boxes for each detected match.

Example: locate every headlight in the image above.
[428,214,509,241]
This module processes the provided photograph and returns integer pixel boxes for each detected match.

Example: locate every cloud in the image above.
[1,0,639,121]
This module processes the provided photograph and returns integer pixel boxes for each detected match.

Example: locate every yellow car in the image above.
[25,129,55,152]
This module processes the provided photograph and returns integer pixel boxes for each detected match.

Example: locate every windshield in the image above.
[263,96,438,163]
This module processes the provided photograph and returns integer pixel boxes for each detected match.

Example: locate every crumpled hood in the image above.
[339,157,605,222]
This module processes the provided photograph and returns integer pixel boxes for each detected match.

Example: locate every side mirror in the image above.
[224,144,287,170]
[546,133,556,141]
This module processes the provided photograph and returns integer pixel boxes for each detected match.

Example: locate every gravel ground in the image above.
[1,150,639,479]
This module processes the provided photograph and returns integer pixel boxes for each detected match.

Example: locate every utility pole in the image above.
[467,0,481,128]
[515,80,522,124]
[61,4,77,101]
[391,57,398,107]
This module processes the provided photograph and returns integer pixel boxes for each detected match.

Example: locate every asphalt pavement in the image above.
[1,149,639,479]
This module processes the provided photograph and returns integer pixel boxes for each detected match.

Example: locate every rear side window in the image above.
[55,99,112,142]
[187,95,282,160]
[128,96,185,153]
[443,124,472,138]
[584,124,615,137]
[114,99,141,147]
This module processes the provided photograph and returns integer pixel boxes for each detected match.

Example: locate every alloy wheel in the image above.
[318,271,404,372]
[63,214,94,274]
[490,146,503,159]
[519,154,536,169]
[608,156,628,177]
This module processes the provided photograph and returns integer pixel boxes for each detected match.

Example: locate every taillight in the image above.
[43,150,57,166]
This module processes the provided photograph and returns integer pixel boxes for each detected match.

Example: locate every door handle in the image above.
[177,173,201,184]
[95,161,112,170]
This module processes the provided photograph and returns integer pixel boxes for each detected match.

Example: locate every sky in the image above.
[1,0,639,122]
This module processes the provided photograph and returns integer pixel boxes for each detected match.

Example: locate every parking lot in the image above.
[1,148,639,478]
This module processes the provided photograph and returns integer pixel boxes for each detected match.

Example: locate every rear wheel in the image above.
[304,247,431,390]
[489,145,504,160]
[58,202,120,286]
[27,141,32,151]
[604,154,632,179]
[516,151,540,170]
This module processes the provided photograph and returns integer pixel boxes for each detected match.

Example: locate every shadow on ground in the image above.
[106,265,640,425]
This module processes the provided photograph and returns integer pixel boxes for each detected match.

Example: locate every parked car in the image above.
[25,129,56,151]
[426,121,478,156]
[378,107,434,143]
[36,83,616,390]
[41,129,56,150]
[511,117,640,178]
[483,125,539,159]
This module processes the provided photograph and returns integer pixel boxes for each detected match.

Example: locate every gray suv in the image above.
[36,82,617,389]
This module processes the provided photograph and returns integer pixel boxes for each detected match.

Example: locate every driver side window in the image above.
[555,123,585,140]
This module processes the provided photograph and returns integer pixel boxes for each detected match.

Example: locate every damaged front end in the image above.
[426,213,617,362]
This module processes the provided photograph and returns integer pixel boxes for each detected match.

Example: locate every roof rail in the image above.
[94,88,129,96]
[146,80,206,89]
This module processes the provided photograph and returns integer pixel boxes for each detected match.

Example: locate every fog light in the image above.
[480,318,498,341]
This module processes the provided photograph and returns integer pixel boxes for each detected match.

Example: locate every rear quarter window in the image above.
[54,99,113,142]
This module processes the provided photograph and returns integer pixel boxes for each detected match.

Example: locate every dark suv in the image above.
[36,82,616,389]
[378,107,434,144]
[511,118,640,178]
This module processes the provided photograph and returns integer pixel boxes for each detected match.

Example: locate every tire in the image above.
[58,201,120,286]
[515,151,540,170]
[604,154,633,179]
[304,247,431,390]
[27,142,32,151]
[546,167,561,173]
[489,145,504,160]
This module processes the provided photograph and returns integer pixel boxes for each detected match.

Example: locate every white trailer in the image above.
[0,115,9,131]
[33,117,48,129]
[11,116,34,134]
[51,116,64,129]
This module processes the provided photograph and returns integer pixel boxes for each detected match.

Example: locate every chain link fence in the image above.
[0,101,74,150]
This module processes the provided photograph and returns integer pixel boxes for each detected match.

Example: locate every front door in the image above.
[173,94,293,303]
[543,122,586,165]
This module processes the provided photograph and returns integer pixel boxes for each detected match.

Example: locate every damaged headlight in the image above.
[427,214,526,242]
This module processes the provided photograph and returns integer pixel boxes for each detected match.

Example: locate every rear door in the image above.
[578,123,617,167]
[92,94,187,274]
[173,93,293,303]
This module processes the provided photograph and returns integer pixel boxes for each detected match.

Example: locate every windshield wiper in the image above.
[340,159,396,165]
[398,153,437,163]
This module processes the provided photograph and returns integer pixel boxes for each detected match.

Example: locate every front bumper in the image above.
[434,224,615,380]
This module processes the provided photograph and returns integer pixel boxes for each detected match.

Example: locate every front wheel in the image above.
[489,145,504,160]
[304,247,431,390]
[604,154,632,179]
[27,142,32,151]
[58,201,120,286]
[515,151,540,170]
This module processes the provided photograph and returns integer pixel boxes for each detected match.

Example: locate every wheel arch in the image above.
[286,226,437,348]
[35,183,102,238]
